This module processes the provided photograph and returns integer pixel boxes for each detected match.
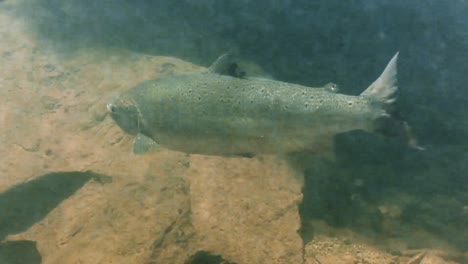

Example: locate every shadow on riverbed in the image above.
[0,171,111,263]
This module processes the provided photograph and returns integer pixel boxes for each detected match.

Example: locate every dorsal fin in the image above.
[209,53,246,78]
[361,52,399,105]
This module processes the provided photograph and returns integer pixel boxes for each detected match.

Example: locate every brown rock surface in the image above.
[189,155,305,264]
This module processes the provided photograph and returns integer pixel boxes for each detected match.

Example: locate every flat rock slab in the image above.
[189,155,305,264]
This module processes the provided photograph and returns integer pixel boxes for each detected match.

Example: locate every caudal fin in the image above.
[361,52,423,150]
[361,52,399,107]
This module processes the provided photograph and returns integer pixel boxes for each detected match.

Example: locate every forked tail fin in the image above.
[361,52,399,107]
[361,52,423,150]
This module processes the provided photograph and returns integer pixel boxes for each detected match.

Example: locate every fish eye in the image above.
[106,103,116,113]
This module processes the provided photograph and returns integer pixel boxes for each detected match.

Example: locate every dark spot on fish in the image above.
[309,96,314,99]
[304,103,308,107]
[198,96,201,101]
[239,153,255,158]
[188,89,192,94]
[2,51,13,58]
[159,62,176,74]
[45,149,53,156]
[319,99,323,103]
[302,91,306,95]
[348,102,353,106]
[44,64,56,72]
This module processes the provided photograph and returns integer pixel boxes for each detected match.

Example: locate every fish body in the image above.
[108,53,409,156]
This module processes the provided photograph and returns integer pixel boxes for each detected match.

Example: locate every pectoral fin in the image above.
[133,133,160,154]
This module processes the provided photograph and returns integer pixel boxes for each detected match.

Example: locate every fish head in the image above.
[106,96,142,135]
